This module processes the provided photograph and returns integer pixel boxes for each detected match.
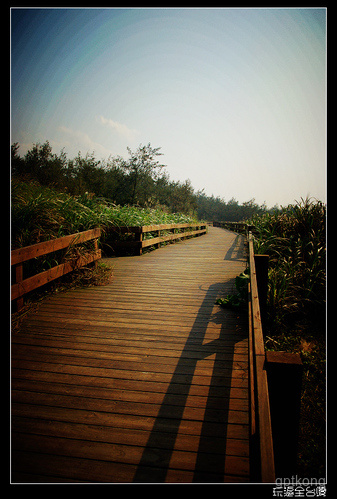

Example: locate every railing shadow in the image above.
[224,234,246,261]
[132,281,248,483]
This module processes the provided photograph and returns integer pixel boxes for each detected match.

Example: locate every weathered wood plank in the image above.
[11,346,249,374]
[11,359,248,388]
[11,379,249,408]
[12,451,248,483]
[12,368,248,402]
[12,329,248,351]
[12,416,249,455]
[12,403,249,440]
[11,340,248,364]
[12,390,249,424]
[12,432,249,474]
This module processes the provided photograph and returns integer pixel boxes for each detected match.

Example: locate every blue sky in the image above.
[11,7,326,207]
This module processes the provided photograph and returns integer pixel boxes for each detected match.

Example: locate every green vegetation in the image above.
[216,269,249,310]
[11,179,197,250]
[11,141,199,216]
[197,193,274,221]
[249,197,326,334]
[11,140,275,223]
[248,198,326,479]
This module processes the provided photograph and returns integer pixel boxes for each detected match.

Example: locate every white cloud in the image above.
[98,115,139,141]
[58,126,113,159]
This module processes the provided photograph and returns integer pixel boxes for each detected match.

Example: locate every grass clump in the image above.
[249,197,326,329]
[11,179,111,249]
[11,179,198,250]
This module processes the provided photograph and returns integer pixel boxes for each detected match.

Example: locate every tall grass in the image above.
[11,179,198,250]
[11,180,108,248]
[249,197,326,329]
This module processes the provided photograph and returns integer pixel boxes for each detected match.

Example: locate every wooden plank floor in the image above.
[11,226,249,483]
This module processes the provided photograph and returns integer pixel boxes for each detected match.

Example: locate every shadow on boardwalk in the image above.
[224,234,247,261]
[133,282,247,483]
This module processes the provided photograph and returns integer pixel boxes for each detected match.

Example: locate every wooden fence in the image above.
[11,228,101,311]
[108,223,207,256]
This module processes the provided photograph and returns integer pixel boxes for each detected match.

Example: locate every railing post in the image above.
[15,263,24,311]
[265,351,303,478]
[93,237,99,269]
[136,229,143,256]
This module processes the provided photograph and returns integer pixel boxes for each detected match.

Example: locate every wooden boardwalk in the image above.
[11,226,249,483]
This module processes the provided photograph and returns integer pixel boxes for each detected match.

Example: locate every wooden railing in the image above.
[247,230,275,482]
[213,221,248,233]
[214,221,275,481]
[108,223,207,256]
[11,224,206,309]
[11,228,101,311]
[215,221,306,480]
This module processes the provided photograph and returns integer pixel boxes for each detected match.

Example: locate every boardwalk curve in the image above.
[11,226,249,483]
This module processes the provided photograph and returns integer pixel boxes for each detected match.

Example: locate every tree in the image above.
[17,141,68,188]
[121,143,166,205]
[11,142,25,177]
[166,179,197,216]
[67,152,104,195]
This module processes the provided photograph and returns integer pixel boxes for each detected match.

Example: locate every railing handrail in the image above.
[248,230,275,482]
[11,228,101,265]
[11,228,101,311]
[110,222,207,233]
[213,220,247,230]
